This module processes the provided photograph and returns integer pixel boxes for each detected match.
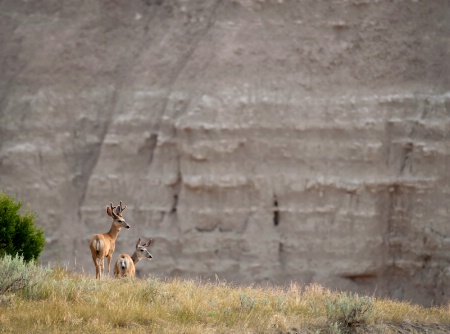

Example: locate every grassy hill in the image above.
[0,255,449,333]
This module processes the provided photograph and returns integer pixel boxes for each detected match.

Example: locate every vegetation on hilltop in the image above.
[0,256,449,333]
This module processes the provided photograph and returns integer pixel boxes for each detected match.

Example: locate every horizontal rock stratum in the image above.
[1,0,449,305]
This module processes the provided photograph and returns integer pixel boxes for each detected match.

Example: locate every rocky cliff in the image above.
[1,0,450,305]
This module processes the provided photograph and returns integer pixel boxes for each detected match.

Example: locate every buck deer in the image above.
[89,201,130,279]
[114,239,153,278]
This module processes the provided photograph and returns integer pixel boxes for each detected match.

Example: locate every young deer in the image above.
[114,239,153,278]
[89,201,130,279]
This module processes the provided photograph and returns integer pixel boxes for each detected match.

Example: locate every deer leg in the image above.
[92,253,101,280]
[106,255,112,277]
[99,260,103,280]
[100,258,105,279]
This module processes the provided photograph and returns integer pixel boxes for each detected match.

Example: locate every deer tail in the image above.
[93,237,103,258]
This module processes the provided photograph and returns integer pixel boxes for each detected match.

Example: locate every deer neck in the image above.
[131,252,141,264]
[107,222,121,241]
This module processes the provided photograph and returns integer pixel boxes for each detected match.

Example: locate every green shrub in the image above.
[0,192,45,262]
[240,293,257,310]
[0,254,49,297]
[325,291,374,333]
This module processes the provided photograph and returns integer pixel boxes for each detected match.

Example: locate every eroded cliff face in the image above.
[1,0,450,305]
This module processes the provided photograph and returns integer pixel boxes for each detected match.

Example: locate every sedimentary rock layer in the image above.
[1,0,449,305]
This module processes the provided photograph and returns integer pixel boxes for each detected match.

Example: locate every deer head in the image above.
[135,238,153,261]
[117,256,131,271]
[106,201,130,229]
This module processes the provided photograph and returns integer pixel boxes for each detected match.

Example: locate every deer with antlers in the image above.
[89,201,130,279]
[114,238,153,278]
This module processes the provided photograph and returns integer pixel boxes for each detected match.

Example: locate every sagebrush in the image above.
[0,254,49,297]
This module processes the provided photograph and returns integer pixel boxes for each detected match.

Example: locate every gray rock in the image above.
[1,0,449,305]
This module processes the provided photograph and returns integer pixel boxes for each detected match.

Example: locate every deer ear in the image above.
[114,206,121,216]
[136,238,141,248]
[109,203,119,218]
[145,239,152,247]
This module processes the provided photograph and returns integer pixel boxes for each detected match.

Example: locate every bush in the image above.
[325,291,374,333]
[0,192,45,262]
[0,254,49,298]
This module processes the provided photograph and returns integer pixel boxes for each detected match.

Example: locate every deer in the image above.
[114,238,153,278]
[89,201,130,279]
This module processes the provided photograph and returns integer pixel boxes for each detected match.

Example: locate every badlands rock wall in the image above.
[1,0,450,305]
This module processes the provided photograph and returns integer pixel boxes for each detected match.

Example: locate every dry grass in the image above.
[0,264,450,334]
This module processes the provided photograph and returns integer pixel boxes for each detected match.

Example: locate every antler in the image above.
[120,200,127,213]
[114,200,127,216]
[110,202,119,218]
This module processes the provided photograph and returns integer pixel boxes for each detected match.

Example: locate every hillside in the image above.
[1,256,450,334]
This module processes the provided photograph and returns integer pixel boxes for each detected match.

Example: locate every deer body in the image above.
[114,254,135,278]
[114,239,153,278]
[89,202,130,279]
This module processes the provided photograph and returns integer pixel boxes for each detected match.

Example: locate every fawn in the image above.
[114,239,153,278]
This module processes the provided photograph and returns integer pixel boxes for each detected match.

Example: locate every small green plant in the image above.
[325,291,374,333]
[277,296,287,312]
[239,293,257,310]
[0,254,49,297]
[0,192,45,262]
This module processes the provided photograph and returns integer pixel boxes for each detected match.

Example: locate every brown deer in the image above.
[89,201,130,279]
[114,239,153,278]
